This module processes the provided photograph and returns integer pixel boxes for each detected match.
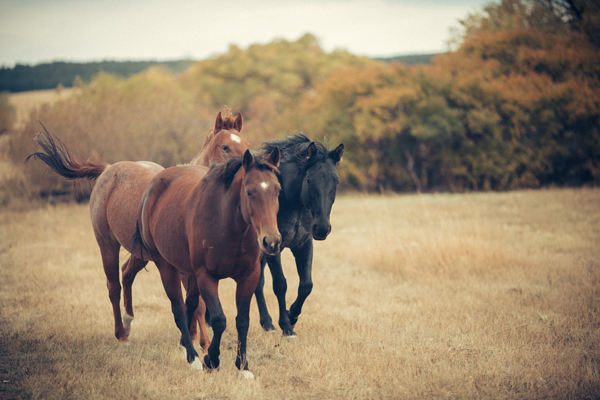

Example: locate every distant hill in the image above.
[375,53,438,65]
[0,60,196,93]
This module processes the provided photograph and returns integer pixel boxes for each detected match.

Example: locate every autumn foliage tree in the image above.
[301,0,600,191]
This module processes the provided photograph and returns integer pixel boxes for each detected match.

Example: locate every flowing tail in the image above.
[128,220,147,261]
[26,123,108,181]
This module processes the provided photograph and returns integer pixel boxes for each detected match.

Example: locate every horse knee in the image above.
[122,271,134,286]
[298,281,313,298]
[210,314,226,334]
[235,314,250,333]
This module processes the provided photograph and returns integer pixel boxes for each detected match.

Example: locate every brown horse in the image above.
[120,110,248,352]
[130,148,281,378]
[27,110,249,354]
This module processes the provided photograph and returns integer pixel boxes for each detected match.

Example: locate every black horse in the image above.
[254,133,344,336]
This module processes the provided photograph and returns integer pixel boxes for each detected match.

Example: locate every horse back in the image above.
[90,161,163,250]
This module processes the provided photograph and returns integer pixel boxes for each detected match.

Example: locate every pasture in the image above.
[1,189,599,399]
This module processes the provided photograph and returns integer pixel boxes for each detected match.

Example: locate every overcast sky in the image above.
[0,0,492,67]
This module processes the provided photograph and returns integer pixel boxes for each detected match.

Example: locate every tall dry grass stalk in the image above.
[1,189,599,399]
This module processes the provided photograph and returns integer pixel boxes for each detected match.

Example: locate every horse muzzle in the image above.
[261,234,282,256]
[312,223,331,241]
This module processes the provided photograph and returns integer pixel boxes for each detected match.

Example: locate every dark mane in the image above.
[204,151,279,188]
[261,133,330,171]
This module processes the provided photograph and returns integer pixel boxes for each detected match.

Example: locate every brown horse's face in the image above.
[208,129,250,163]
[194,110,250,166]
[240,149,282,256]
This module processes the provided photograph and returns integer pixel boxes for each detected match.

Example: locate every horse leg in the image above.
[179,273,209,352]
[204,305,211,328]
[234,268,261,379]
[195,297,210,354]
[197,273,225,370]
[183,276,200,350]
[155,259,200,369]
[181,274,199,343]
[98,240,128,342]
[121,256,148,337]
[181,275,210,354]
[266,253,295,336]
[254,256,276,331]
[288,239,314,329]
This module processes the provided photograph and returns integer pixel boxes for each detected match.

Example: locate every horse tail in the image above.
[128,220,147,261]
[26,123,108,181]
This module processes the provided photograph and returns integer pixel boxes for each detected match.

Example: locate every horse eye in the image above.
[222,145,230,152]
[246,189,252,197]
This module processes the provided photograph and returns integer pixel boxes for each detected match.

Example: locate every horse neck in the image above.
[190,151,209,167]
[190,131,218,166]
[280,161,305,209]
[218,170,249,235]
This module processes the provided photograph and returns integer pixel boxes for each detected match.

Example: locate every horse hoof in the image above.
[190,358,203,371]
[122,308,134,336]
[239,370,254,380]
[285,334,299,341]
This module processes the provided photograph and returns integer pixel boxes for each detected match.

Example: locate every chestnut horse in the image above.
[27,110,249,353]
[130,149,281,378]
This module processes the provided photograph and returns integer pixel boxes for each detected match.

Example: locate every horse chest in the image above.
[278,208,312,249]
[202,238,259,279]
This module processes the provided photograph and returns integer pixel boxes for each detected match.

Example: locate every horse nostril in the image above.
[263,236,280,254]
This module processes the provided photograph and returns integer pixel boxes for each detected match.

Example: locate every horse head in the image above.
[192,108,250,166]
[240,148,282,256]
[300,142,344,240]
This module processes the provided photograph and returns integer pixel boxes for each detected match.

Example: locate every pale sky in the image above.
[0,0,492,67]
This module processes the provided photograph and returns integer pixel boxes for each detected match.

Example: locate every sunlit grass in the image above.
[1,189,599,399]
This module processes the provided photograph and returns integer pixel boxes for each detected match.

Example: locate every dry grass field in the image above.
[1,189,599,399]
[7,89,74,129]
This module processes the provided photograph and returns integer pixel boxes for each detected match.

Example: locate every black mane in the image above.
[204,151,278,188]
[261,133,330,172]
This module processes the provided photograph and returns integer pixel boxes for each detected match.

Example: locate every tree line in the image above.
[0,55,433,94]
[1,0,598,205]
[0,60,196,93]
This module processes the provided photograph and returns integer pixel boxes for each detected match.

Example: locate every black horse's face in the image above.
[301,144,344,240]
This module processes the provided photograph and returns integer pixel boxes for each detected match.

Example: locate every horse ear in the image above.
[307,142,317,159]
[214,111,224,133]
[233,112,243,132]
[268,146,280,168]
[242,149,254,169]
[330,143,344,164]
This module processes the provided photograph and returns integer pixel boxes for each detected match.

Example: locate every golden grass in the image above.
[1,189,599,399]
[8,88,74,129]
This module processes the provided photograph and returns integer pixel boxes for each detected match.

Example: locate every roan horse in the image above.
[253,134,344,336]
[130,148,282,378]
[26,110,249,354]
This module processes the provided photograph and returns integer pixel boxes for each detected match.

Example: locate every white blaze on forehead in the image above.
[260,182,269,190]
[230,133,242,143]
